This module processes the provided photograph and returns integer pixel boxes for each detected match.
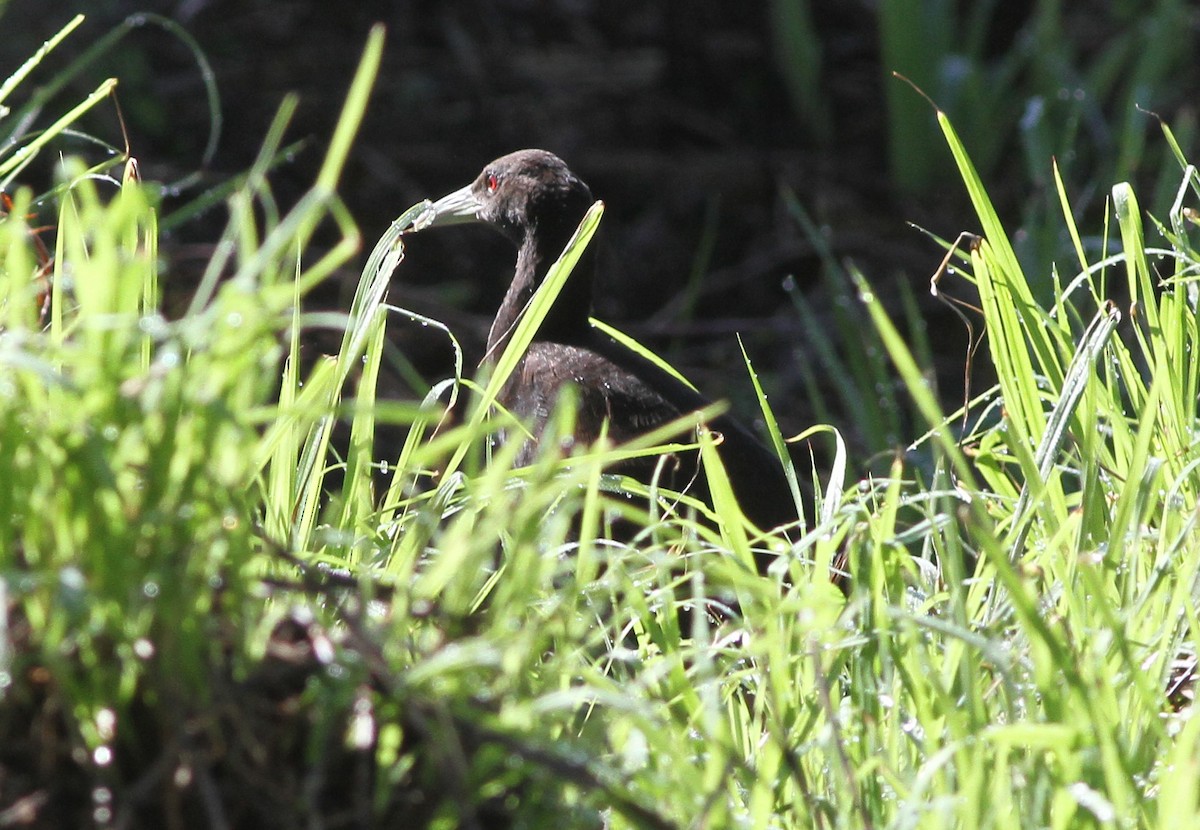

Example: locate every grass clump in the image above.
[2,14,1199,830]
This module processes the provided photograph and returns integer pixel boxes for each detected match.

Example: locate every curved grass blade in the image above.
[1007,302,1120,560]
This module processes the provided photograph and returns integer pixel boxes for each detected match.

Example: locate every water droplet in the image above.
[96,709,116,741]
[60,567,85,591]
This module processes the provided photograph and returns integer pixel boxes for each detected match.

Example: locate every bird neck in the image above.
[485,223,595,359]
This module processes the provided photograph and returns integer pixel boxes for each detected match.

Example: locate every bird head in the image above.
[426,149,594,244]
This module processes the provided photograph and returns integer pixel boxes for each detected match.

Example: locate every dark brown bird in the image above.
[423,150,800,541]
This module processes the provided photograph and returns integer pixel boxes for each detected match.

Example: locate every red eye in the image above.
[486,173,499,192]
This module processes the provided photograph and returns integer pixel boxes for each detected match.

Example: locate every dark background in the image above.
[2,0,1195,461]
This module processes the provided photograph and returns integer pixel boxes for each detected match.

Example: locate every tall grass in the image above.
[876,0,1194,201]
[2,14,1198,830]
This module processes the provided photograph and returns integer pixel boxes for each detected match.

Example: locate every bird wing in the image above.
[515,330,803,530]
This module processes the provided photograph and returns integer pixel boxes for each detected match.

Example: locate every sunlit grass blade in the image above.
[0,77,117,188]
[849,265,979,493]
[938,109,1064,387]
[1006,302,1119,558]
[439,200,605,483]
[591,317,695,390]
[737,334,806,529]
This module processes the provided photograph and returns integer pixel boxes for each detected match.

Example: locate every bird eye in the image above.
[486,173,499,192]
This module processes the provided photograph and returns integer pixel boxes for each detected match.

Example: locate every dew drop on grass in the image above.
[143,581,159,598]
[226,311,243,328]
[93,746,113,767]
[60,566,84,592]
[138,315,166,335]
[95,709,116,742]
[350,694,375,749]
[92,784,114,825]
[900,717,924,740]
[1021,97,1044,130]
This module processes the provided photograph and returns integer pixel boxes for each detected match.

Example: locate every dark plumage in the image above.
[423,150,800,542]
